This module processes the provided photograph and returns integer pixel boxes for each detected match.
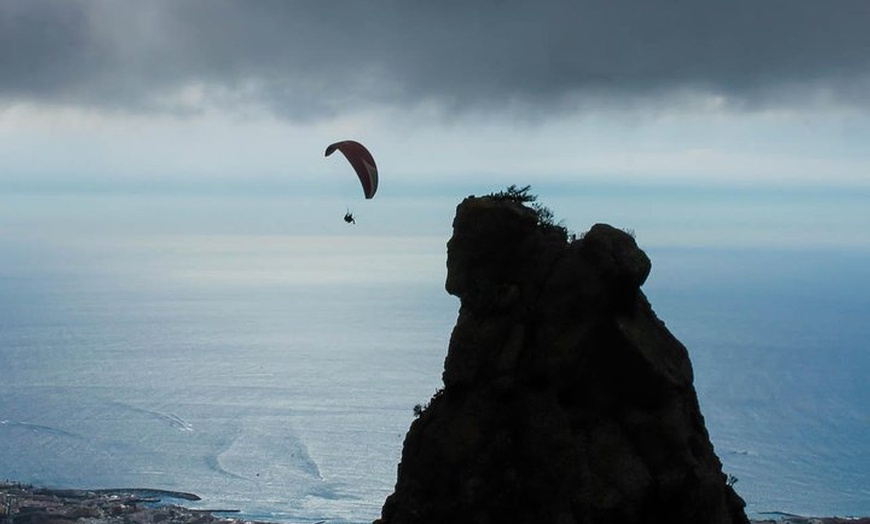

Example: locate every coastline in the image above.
[0,483,254,524]
[753,518,870,524]
[1,482,867,524]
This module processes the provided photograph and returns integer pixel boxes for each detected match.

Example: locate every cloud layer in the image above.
[2,1,869,119]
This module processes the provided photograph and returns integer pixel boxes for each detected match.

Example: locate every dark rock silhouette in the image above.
[377,195,750,524]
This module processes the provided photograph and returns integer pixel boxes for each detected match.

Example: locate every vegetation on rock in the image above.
[488,184,569,241]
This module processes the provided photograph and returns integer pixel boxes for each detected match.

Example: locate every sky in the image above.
[1,0,869,248]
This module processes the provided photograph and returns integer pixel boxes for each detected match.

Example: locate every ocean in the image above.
[1,233,868,522]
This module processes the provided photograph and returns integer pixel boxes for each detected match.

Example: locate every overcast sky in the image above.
[4,1,870,116]
[1,1,869,246]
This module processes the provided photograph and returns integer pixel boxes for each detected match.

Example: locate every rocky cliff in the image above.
[377,194,750,524]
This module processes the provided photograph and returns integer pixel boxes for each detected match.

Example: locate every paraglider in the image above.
[324,140,378,199]
[325,140,378,224]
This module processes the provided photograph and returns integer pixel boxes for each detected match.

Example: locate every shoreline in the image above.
[753,518,870,524]
[2,482,867,524]
[29,487,202,502]
[1,482,254,524]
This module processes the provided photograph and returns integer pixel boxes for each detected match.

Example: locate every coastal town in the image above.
[1,481,867,524]
[0,483,254,524]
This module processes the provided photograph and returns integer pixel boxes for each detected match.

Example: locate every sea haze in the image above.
[1,234,868,522]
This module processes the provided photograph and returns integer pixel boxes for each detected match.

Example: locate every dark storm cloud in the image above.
[2,0,869,119]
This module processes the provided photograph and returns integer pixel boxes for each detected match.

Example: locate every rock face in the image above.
[377,195,750,524]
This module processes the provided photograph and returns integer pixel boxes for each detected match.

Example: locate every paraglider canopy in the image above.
[324,140,379,199]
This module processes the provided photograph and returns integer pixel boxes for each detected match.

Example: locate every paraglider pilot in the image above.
[325,140,377,226]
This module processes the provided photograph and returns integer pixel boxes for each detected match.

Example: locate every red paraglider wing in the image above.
[324,140,379,199]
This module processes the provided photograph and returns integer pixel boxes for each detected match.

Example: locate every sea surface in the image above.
[1,234,868,522]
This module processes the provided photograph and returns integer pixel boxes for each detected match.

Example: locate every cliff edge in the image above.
[377,194,749,524]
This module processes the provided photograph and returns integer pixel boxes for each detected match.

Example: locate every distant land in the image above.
[1,482,867,524]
